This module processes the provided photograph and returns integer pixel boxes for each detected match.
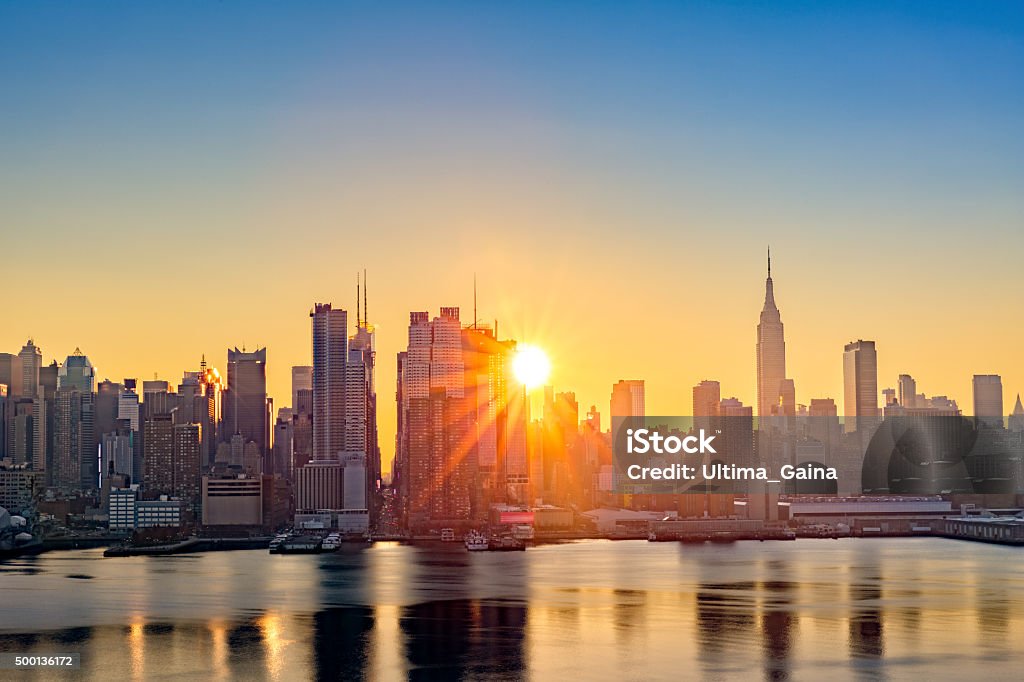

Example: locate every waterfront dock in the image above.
[104,537,271,557]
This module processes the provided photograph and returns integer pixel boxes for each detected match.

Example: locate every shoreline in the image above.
[6,531,1014,561]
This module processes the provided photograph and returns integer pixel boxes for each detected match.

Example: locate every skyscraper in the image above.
[58,349,95,393]
[143,416,201,516]
[51,350,97,490]
[462,324,513,511]
[311,304,347,461]
[843,340,879,434]
[756,250,788,420]
[118,379,142,477]
[272,408,294,480]
[716,397,755,467]
[349,288,381,505]
[610,380,645,418]
[95,380,123,443]
[291,366,312,409]
[808,397,841,456]
[897,374,917,408]
[693,380,721,418]
[399,308,475,530]
[53,385,95,490]
[224,347,268,454]
[38,361,57,475]
[18,340,42,400]
[0,385,7,462]
[972,375,1003,428]
[197,364,223,466]
[0,353,22,398]
[292,388,313,469]
[692,379,720,435]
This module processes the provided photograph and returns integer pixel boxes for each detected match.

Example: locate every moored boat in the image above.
[465,531,489,551]
[488,536,526,551]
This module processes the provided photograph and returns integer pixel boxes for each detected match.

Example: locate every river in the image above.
[1,538,1021,680]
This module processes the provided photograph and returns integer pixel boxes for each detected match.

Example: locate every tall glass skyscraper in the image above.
[311,304,347,462]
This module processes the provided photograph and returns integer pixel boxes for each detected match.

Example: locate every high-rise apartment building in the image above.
[143,414,201,515]
[399,308,476,530]
[52,386,95,490]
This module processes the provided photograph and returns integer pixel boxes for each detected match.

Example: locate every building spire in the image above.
[363,268,368,326]
[356,272,361,327]
[762,249,778,312]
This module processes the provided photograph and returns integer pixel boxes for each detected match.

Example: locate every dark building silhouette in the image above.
[223,347,268,455]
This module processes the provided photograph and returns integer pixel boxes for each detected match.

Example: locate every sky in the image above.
[1,2,1022,472]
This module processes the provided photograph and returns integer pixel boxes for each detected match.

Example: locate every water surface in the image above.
[1,538,1021,680]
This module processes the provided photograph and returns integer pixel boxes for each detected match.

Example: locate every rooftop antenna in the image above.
[200,354,206,372]
[768,246,771,279]
[357,271,361,327]
[363,268,368,326]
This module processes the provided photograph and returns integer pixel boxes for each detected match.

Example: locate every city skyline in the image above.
[3,2,1023,474]
[4,250,1024,477]
[3,5,1024,680]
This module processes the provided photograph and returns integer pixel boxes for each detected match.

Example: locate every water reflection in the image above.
[312,607,373,680]
[1,539,1023,680]
[399,599,527,681]
[760,580,795,681]
[849,578,884,660]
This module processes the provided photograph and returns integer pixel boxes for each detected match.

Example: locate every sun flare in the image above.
[512,344,551,389]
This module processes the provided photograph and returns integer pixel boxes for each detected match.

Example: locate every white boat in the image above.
[510,524,534,541]
[465,532,489,551]
[321,533,342,551]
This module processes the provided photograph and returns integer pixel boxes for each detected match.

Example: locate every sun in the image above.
[512,344,551,389]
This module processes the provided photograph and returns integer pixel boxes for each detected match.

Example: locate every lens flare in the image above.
[512,344,551,389]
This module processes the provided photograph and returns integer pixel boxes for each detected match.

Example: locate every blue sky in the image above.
[1,2,1023,448]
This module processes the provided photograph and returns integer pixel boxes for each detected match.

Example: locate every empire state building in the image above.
[757,249,788,419]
